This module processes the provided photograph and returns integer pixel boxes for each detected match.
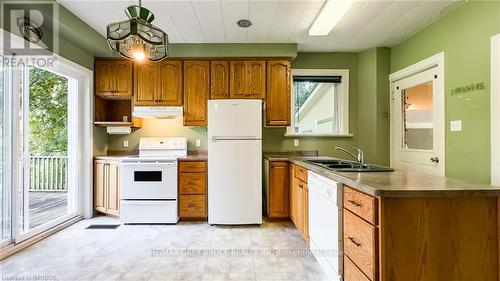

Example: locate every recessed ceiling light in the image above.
[309,0,354,36]
[237,19,252,28]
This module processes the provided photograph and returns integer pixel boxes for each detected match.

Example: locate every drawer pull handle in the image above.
[348,236,361,247]
[348,199,362,207]
[299,183,304,189]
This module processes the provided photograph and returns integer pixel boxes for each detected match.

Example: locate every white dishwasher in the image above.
[308,171,343,281]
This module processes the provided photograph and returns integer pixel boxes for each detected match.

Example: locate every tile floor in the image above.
[0,216,331,281]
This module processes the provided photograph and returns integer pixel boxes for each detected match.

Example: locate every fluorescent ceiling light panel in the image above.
[309,0,354,36]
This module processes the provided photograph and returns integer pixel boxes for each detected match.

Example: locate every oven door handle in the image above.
[120,162,176,167]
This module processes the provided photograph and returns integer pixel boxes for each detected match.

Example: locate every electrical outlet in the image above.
[196,139,201,147]
[123,140,129,148]
[450,120,462,132]
[294,139,299,147]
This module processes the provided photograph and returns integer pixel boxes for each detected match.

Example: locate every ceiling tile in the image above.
[192,1,226,43]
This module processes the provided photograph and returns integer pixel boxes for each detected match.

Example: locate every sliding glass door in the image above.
[0,57,83,246]
[15,65,78,240]
[0,56,12,245]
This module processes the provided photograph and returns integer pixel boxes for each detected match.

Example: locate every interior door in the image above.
[392,67,444,176]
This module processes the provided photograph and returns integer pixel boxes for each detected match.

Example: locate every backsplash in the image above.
[107,118,207,151]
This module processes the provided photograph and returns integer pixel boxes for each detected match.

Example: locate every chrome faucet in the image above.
[335,146,364,164]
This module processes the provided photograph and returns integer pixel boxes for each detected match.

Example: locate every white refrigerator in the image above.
[208,99,262,225]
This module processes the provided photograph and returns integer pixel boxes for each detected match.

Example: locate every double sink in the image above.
[305,159,394,172]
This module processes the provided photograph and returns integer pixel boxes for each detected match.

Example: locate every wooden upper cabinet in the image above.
[230,60,248,98]
[95,59,132,97]
[229,60,266,99]
[248,60,266,99]
[134,60,183,106]
[210,61,229,99]
[184,61,210,126]
[266,60,291,126]
[157,60,183,106]
[134,62,156,105]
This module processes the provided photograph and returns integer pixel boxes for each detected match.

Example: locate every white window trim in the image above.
[389,52,445,176]
[491,34,500,186]
[286,69,350,137]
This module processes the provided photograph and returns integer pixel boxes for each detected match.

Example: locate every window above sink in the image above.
[285,69,350,137]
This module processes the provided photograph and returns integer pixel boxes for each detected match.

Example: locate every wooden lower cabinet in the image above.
[344,256,370,281]
[178,160,207,220]
[344,185,500,281]
[94,159,120,216]
[290,163,308,240]
[266,161,289,219]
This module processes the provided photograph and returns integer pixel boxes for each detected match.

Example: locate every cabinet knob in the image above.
[347,199,362,207]
[348,236,361,247]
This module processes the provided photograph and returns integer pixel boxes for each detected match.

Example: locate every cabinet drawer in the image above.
[344,256,371,281]
[179,195,206,218]
[179,161,206,173]
[344,186,378,225]
[294,165,308,183]
[179,173,206,194]
[344,209,377,281]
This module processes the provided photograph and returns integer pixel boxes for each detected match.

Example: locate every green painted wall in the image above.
[263,52,359,157]
[390,1,500,183]
[357,48,391,165]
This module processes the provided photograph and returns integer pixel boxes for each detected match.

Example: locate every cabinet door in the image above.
[266,60,291,126]
[289,164,296,222]
[248,60,266,99]
[106,162,120,216]
[95,60,114,96]
[93,160,106,213]
[229,60,248,98]
[302,184,309,240]
[157,60,183,106]
[113,60,133,96]
[269,161,289,218]
[184,61,210,126]
[293,178,304,233]
[210,61,229,99]
[179,195,207,218]
[134,62,157,106]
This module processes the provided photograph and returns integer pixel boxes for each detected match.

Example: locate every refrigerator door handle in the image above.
[210,136,262,141]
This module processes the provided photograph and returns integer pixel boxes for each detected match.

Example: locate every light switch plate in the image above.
[196,139,201,147]
[450,120,462,132]
[294,139,299,147]
[123,140,129,147]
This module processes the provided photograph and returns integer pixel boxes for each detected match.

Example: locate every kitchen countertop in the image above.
[94,154,207,161]
[283,156,500,197]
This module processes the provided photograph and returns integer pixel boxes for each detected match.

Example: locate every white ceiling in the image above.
[58,0,461,52]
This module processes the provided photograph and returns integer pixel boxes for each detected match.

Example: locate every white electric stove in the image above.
[120,137,187,224]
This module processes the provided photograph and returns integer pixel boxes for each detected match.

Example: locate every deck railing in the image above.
[29,156,68,191]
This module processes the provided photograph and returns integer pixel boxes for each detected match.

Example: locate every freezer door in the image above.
[208,99,262,138]
[208,139,262,225]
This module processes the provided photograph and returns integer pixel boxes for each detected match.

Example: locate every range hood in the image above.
[132,106,183,119]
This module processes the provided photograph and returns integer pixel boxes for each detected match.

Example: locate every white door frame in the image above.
[491,34,500,186]
[389,52,445,176]
[0,29,93,246]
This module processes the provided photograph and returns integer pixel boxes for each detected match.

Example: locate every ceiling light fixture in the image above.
[106,0,168,62]
[308,0,354,36]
